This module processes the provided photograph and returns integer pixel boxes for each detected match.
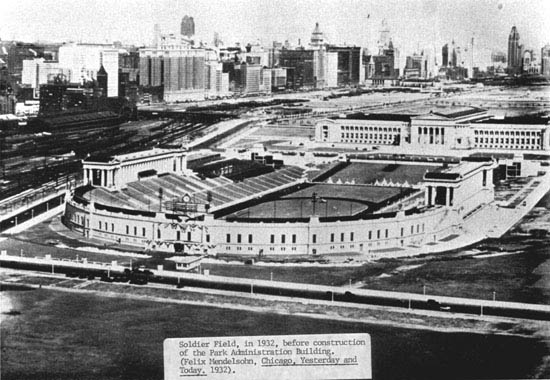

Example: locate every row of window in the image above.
[474,129,541,136]
[475,137,540,146]
[339,125,400,132]
[341,133,398,140]
[224,226,425,245]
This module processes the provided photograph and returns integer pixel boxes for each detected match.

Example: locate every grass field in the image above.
[226,183,404,219]
[227,197,368,219]
[1,288,548,380]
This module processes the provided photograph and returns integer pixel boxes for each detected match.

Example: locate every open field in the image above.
[2,285,548,380]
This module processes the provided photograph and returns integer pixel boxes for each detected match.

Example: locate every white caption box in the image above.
[164,333,371,380]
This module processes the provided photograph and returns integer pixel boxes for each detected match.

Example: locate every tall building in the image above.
[378,19,391,55]
[279,49,316,89]
[507,26,521,75]
[181,15,195,38]
[310,22,326,49]
[442,44,449,67]
[100,49,119,97]
[326,45,362,86]
[451,40,457,68]
[96,65,108,95]
[541,44,550,77]
[139,47,219,101]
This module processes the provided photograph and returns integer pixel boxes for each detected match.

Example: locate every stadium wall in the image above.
[64,197,462,258]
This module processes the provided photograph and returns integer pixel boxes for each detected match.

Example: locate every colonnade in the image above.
[417,126,446,145]
[425,185,454,207]
[83,167,117,188]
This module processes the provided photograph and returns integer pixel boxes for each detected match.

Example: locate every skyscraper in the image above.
[442,44,448,67]
[310,22,325,48]
[181,15,195,38]
[507,26,521,74]
[451,40,457,67]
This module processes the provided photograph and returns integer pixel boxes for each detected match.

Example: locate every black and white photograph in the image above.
[1,0,549,379]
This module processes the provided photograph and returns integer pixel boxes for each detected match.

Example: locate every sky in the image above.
[1,0,549,68]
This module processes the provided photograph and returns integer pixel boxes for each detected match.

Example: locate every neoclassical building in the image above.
[315,107,550,151]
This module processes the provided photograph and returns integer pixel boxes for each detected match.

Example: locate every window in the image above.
[368,231,372,240]
[157,229,161,239]
[377,230,380,239]
[350,232,354,242]
[270,234,275,244]
[187,232,192,241]
[248,234,253,244]
[99,221,102,229]
[126,225,129,234]
[142,227,146,237]
[226,234,231,243]
[292,234,296,244]
[400,227,404,237]
[330,233,335,243]
[237,234,242,243]
[134,226,137,236]
[206,234,210,243]
[177,231,181,240]
[111,223,114,232]
[411,225,414,234]
[281,235,286,244]
[312,234,317,243]
[385,229,388,238]
[341,233,345,242]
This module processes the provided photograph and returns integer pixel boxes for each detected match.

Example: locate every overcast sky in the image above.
[1,0,549,66]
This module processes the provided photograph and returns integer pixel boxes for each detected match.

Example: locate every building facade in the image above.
[507,26,522,75]
[315,108,550,152]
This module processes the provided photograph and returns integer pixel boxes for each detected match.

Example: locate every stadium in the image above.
[63,147,499,259]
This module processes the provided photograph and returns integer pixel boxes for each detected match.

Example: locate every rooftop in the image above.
[335,112,414,122]
[425,160,490,181]
[475,115,550,125]
[85,148,183,164]
[430,107,487,119]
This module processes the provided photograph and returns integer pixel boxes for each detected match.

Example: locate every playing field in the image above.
[227,197,368,219]
[225,184,404,219]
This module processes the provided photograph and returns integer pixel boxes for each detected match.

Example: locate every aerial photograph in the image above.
[1,0,549,379]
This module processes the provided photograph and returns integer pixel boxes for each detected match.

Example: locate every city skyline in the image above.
[1,0,549,68]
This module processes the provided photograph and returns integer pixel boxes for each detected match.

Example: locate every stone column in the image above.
[100,169,105,187]
[445,187,450,206]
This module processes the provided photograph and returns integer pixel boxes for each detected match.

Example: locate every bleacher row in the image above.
[87,166,305,211]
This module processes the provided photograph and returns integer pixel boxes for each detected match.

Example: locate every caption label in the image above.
[164,333,371,380]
